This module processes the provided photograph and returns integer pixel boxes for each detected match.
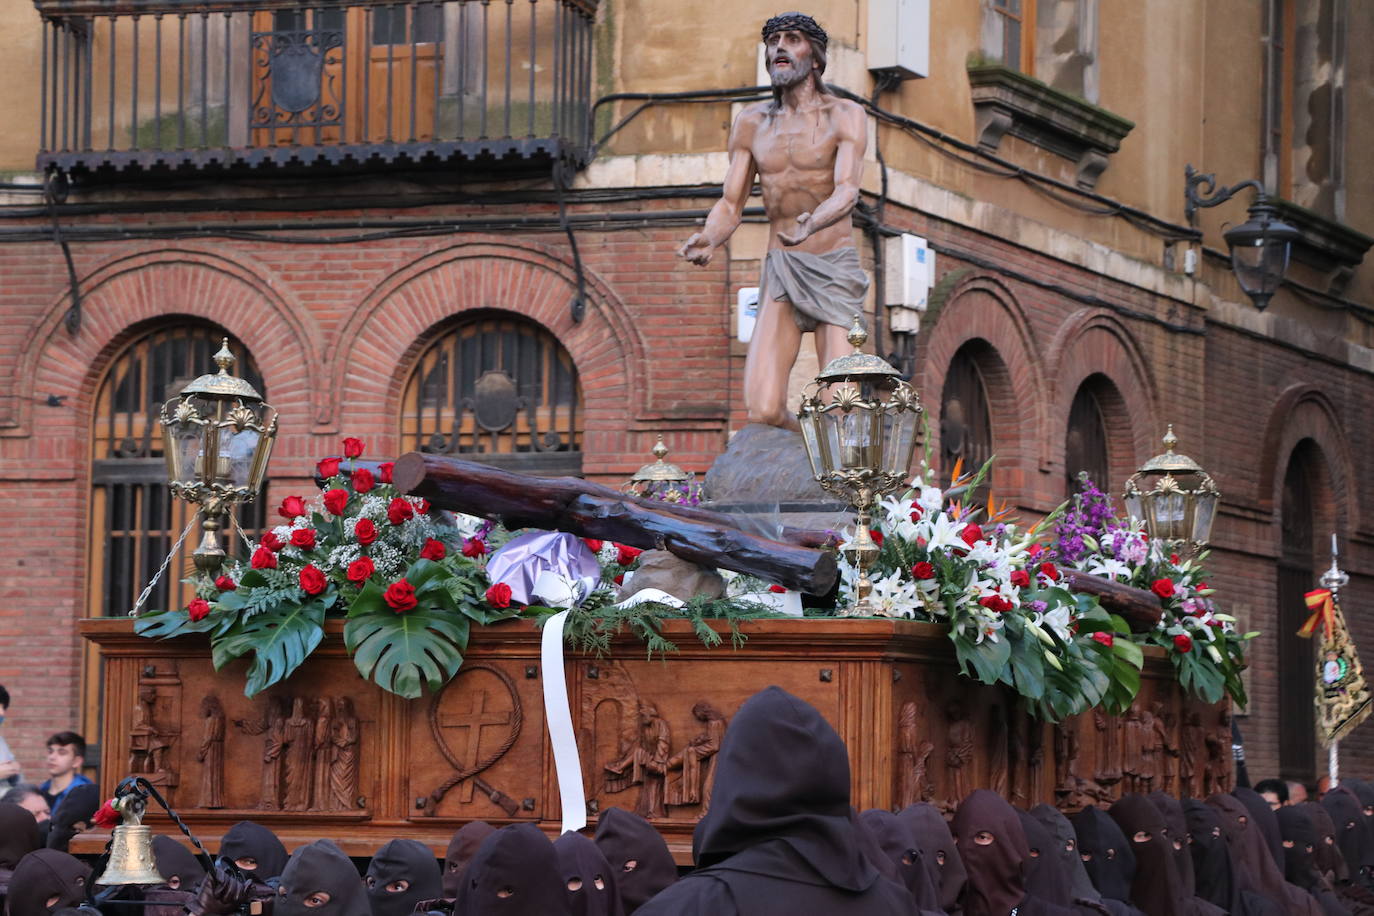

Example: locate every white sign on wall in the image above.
[737,286,760,342]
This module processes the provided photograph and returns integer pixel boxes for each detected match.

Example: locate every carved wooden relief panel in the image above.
[80,619,1230,856]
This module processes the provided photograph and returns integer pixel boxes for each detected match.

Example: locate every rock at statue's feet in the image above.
[703,423,851,535]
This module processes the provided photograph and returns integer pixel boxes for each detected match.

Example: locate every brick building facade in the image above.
[0,0,1372,789]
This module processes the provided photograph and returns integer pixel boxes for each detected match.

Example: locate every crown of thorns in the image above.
[761,12,828,48]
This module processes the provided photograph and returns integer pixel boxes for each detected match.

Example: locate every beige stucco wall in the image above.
[0,0,1369,306]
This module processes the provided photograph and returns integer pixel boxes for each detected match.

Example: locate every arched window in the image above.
[940,343,995,495]
[1276,439,1328,779]
[399,312,583,476]
[1065,380,1110,495]
[88,327,266,619]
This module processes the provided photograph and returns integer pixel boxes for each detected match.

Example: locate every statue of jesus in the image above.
[679,12,868,430]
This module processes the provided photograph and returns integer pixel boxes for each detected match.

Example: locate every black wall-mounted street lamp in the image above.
[1185,164,1301,311]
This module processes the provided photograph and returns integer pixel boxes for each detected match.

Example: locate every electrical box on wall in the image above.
[883,234,935,308]
[867,0,930,79]
[883,234,934,335]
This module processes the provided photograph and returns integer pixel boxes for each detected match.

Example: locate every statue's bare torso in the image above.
[734,96,865,256]
[678,21,868,429]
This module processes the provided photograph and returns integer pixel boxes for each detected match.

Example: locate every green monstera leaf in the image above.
[212,597,328,697]
[344,558,472,698]
[344,606,471,699]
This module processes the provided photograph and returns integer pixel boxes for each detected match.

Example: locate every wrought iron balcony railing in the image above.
[34,0,596,176]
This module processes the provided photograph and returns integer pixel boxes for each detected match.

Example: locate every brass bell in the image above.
[96,824,166,886]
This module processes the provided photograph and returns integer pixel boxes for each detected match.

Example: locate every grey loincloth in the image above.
[761,247,870,332]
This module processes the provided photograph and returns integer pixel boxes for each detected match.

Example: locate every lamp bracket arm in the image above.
[1184,164,1265,226]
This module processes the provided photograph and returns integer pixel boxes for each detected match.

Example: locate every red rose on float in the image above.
[978,595,1013,613]
[486,583,513,608]
[1039,562,1060,581]
[909,507,923,523]
[352,468,375,493]
[92,800,121,829]
[342,437,365,459]
[215,575,237,591]
[278,495,307,521]
[260,531,285,552]
[317,457,341,478]
[871,530,884,548]
[378,462,394,484]
[323,488,349,516]
[1091,631,1115,648]
[420,538,447,561]
[616,544,642,566]
[387,497,414,525]
[613,573,625,586]
[251,546,278,569]
[960,524,984,547]
[290,528,317,550]
[1170,553,1181,564]
[1027,542,1044,558]
[187,598,211,622]
[299,565,327,596]
[1173,633,1194,653]
[911,561,936,580]
[346,557,375,584]
[1151,578,1176,599]
[384,579,417,613]
[1010,569,1031,588]
[415,498,430,515]
[583,539,604,553]
[768,584,787,593]
[461,537,487,558]
[354,518,378,545]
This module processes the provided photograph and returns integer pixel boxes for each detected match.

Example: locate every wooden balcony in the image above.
[34,0,596,178]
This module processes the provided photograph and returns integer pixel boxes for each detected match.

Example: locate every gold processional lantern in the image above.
[798,317,922,616]
[624,435,693,502]
[1123,425,1219,557]
[159,339,278,581]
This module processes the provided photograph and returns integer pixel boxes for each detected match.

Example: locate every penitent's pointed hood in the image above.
[690,686,878,893]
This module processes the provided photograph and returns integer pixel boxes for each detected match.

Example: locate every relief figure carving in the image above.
[196,695,225,809]
[897,701,935,808]
[605,702,672,820]
[665,701,728,816]
[329,696,360,810]
[944,699,974,809]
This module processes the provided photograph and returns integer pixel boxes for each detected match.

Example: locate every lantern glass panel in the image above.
[881,406,920,480]
[819,408,845,478]
[1231,236,1290,300]
[175,426,204,488]
[1154,489,1187,541]
[1192,490,1218,545]
[838,408,881,471]
[247,421,276,493]
[1124,492,1143,526]
[221,425,260,489]
[799,410,826,479]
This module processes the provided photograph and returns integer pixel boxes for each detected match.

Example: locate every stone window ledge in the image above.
[1268,198,1373,283]
[967,63,1134,190]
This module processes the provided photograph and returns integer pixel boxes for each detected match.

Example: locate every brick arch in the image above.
[8,249,318,442]
[917,274,1046,505]
[1255,385,1357,532]
[1045,308,1160,494]
[332,238,648,462]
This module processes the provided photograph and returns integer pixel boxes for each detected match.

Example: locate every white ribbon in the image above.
[540,609,586,834]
